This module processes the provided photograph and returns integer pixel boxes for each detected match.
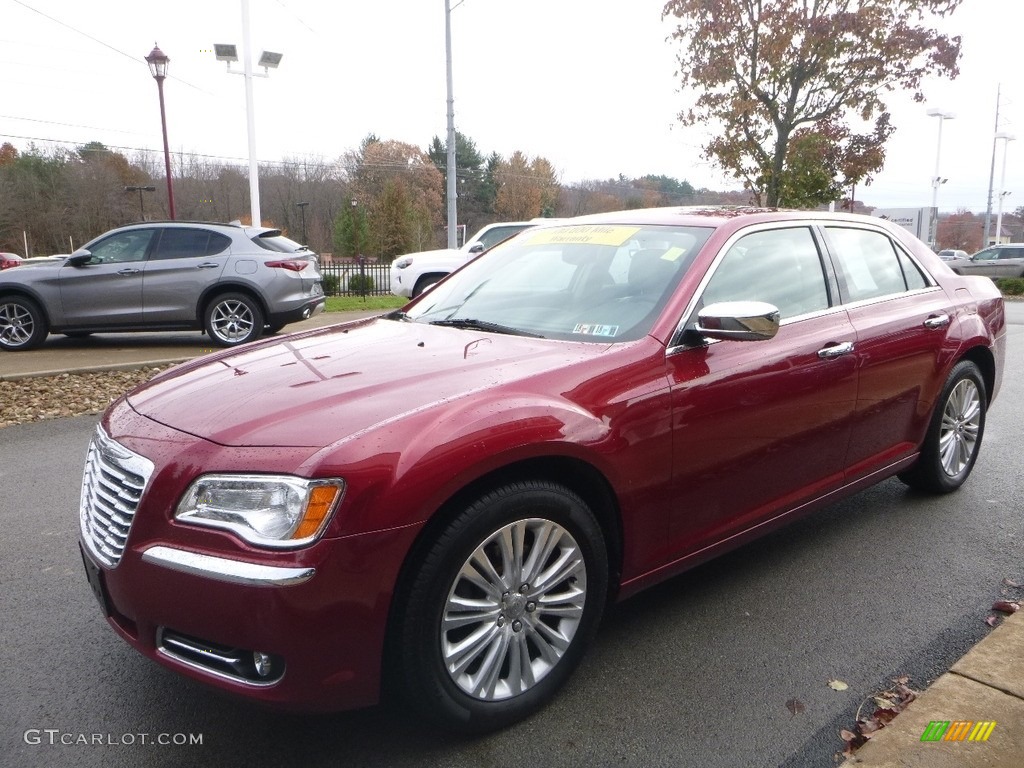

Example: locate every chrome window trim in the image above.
[142,545,316,587]
[666,220,836,355]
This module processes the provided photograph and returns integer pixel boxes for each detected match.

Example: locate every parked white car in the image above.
[390,220,553,298]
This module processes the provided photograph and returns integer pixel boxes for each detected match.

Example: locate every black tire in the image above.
[204,292,264,347]
[899,360,987,493]
[395,480,608,733]
[412,274,444,298]
[0,295,48,351]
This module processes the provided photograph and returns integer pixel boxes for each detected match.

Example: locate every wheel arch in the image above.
[197,283,269,325]
[381,454,624,696]
[0,287,52,324]
[957,344,996,405]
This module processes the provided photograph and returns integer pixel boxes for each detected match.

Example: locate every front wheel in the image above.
[204,292,264,347]
[0,296,48,351]
[395,481,608,733]
[899,360,987,493]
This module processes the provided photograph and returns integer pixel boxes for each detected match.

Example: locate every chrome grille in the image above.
[79,426,154,568]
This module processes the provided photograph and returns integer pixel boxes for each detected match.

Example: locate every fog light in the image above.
[253,651,273,678]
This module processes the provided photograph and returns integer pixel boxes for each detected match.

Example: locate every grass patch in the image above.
[994,278,1024,296]
[325,295,408,313]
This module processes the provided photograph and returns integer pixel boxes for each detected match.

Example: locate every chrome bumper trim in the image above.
[142,546,315,587]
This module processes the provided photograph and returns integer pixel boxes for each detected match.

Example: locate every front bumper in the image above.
[80,400,419,712]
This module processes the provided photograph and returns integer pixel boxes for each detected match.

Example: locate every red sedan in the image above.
[79,208,1005,732]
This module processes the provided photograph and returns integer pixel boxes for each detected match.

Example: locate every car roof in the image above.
[559,205,894,230]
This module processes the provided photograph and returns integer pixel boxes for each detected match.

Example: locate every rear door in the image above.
[820,224,954,477]
[142,228,230,324]
[59,228,155,326]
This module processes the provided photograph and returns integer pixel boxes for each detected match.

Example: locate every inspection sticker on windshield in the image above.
[527,225,640,247]
[573,323,619,337]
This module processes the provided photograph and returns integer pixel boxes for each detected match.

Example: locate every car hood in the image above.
[126,317,610,447]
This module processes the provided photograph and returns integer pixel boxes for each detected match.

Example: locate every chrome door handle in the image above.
[924,313,950,330]
[817,341,854,359]
[196,262,220,269]
[116,268,141,276]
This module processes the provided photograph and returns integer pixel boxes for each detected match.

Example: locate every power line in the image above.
[10,0,214,94]
[0,114,147,136]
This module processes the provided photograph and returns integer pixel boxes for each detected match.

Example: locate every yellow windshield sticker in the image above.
[661,246,686,262]
[526,225,641,247]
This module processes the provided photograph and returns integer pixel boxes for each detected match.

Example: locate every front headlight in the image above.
[175,474,345,548]
[394,257,413,269]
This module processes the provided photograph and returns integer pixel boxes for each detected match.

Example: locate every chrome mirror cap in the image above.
[696,301,781,341]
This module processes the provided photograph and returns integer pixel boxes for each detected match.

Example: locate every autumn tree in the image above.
[663,0,962,207]
[428,131,496,235]
[494,151,559,220]
[937,209,982,252]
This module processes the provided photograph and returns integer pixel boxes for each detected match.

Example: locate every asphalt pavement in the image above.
[2,304,1022,767]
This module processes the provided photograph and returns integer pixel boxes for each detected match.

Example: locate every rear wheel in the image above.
[204,292,264,347]
[395,481,608,733]
[0,296,48,351]
[899,360,986,493]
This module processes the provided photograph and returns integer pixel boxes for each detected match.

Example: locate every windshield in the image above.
[403,223,712,342]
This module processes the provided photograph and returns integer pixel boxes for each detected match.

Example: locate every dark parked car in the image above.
[946,244,1024,278]
[0,221,324,351]
[80,208,1005,733]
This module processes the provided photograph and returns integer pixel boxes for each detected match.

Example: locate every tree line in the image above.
[0,135,720,261]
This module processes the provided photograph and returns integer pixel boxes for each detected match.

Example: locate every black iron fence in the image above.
[318,260,392,297]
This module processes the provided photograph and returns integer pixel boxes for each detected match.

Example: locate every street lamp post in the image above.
[926,108,955,249]
[296,201,309,245]
[145,44,176,220]
[994,133,1016,245]
[214,0,283,228]
[124,184,156,220]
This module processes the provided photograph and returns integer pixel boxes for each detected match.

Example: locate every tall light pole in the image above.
[145,44,176,220]
[214,0,283,227]
[983,84,1002,246]
[926,108,955,249]
[994,133,1015,245]
[444,0,458,249]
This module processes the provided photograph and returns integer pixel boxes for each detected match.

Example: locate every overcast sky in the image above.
[1,0,1020,215]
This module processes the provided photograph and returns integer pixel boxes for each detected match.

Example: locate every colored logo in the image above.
[920,720,996,742]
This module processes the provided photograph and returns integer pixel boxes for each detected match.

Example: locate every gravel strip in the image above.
[0,367,165,429]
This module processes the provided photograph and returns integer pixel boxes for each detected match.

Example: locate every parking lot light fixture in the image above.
[213,0,284,227]
[926,108,955,248]
[995,133,1016,244]
[145,44,176,220]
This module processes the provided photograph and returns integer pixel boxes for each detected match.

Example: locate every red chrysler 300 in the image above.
[79,208,1005,732]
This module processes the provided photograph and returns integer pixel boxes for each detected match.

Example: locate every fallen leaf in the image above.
[992,600,1021,614]
[785,698,805,716]
[840,729,858,742]
[828,679,849,691]
[874,696,897,710]
[985,615,1000,627]
[1003,578,1023,589]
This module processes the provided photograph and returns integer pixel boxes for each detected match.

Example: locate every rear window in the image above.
[251,232,309,253]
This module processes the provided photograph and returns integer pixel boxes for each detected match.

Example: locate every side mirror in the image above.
[467,242,485,254]
[696,301,780,342]
[66,248,93,267]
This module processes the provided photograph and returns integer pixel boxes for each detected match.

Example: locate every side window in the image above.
[88,229,155,263]
[999,249,1022,261]
[151,229,230,260]
[702,227,829,319]
[825,227,908,302]
[896,249,927,290]
[477,226,527,250]
[973,248,998,262]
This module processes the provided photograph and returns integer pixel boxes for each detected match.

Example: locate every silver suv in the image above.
[0,221,325,351]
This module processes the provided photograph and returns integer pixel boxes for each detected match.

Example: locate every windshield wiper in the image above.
[386,310,412,321]
[429,318,544,338]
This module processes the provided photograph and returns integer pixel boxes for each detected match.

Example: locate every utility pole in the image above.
[983,84,1002,247]
[444,0,458,249]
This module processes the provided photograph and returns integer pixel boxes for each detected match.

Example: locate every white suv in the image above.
[390,221,546,298]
